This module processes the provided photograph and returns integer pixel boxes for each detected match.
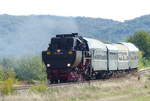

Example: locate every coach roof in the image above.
[106,44,118,52]
[120,42,139,52]
[84,37,107,50]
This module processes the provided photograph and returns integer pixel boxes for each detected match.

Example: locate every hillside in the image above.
[0,14,150,57]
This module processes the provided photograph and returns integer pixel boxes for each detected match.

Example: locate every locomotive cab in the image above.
[49,37,74,51]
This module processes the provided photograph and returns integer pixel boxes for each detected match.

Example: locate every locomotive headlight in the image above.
[67,63,71,67]
[57,49,61,53]
[68,51,73,54]
[47,64,51,67]
[47,51,51,55]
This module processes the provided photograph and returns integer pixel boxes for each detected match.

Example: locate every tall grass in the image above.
[1,76,150,101]
[29,84,47,93]
[0,65,16,95]
[0,78,16,95]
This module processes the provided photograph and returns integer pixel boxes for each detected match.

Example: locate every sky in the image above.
[0,0,150,21]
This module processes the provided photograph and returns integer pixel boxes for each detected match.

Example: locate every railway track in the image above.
[139,67,150,75]
[12,67,150,91]
[13,80,92,91]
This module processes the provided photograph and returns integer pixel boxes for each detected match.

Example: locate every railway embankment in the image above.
[0,67,150,101]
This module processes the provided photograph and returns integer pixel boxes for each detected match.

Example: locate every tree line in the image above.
[127,31,150,66]
[0,55,46,81]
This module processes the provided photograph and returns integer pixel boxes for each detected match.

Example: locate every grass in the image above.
[127,95,150,101]
[1,85,150,101]
[0,78,16,95]
[29,84,47,93]
[0,72,150,101]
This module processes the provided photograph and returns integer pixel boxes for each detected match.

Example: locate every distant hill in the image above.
[0,14,150,57]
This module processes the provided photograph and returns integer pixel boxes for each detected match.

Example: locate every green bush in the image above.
[0,57,16,69]
[0,78,15,95]
[144,85,148,89]
[0,65,3,80]
[0,55,46,81]
[138,52,145,69]
[0,65,16,81]
[14,55,46,81]
[127,31,150,68]
[0,65,16,95]
[138,51,150,69]
[142,58,150,67]
[127,31,150,59]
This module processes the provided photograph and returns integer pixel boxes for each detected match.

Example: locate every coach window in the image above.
[118,53,122,61]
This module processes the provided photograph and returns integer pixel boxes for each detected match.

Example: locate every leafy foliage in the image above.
[127,31,150,67]
[0,78,15,95]
[0,55,46,81]
[0,65,16,81]
[127,31,150,59]
[14,56,46,80]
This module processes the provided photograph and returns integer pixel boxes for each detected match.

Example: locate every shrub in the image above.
[14,55,46,81]
[0,55,47,81]
[144,85,148,89]
[0,57,16,69]
[138,52,145,69]
[0,65,16,81]
[137,51,150,69]
[142,58,150,67]
[0,65,3,80]
[127,31,150,59]
[0,78,15,95]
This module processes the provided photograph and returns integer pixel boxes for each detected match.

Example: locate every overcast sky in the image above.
[0,0,150,21]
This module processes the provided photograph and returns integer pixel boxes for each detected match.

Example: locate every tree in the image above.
[127,31,150,59]
[0,55,47,81]
[14,55,46,81]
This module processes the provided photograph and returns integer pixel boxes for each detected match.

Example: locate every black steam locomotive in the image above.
[42,33,139,84]
[42,33,92,83]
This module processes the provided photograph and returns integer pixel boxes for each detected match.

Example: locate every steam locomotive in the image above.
[42,33,139,84]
